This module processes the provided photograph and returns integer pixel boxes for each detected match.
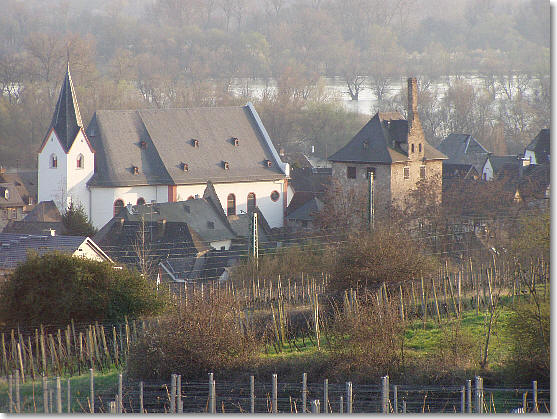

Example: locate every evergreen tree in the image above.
[62,201,97,237]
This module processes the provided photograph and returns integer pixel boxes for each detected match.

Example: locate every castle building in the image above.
[328,77,447,216]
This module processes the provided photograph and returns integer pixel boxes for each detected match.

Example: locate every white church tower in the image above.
[38,63,95,216]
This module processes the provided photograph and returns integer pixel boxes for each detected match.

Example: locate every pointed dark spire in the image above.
[50,62,83,151]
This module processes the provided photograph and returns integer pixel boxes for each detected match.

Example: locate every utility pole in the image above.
[249,211,259,267]
[368,171,375,230]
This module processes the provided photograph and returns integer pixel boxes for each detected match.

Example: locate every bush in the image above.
[328,294,404,382]
[126,294,261,380]
[506,299,550,384]
[329,227,438,293]
[62,201,98,237]
[0,252,166,326]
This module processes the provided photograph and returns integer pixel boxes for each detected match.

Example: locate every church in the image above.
[38,65,290,229]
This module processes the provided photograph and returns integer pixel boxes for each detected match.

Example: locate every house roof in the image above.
[86,104,288,187]
[23,200,62,222]
[525,128,550,165]
[0,182,25,209]
[438,133,490,171]
[3,220,66,236]
[287,197,324,221]
[443,163,479,180]
[486,155,523,177]
[0,233,108,270]
[0,171,37,205]
[519,164,550,200]
[328,112,446,164]
[39,63,83,153]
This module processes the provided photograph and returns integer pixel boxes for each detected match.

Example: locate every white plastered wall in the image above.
[482,160,494,181]
[66,130,95,216]
[38,130,68,212]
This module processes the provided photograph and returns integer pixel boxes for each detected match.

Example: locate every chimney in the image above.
[407,77,418,130]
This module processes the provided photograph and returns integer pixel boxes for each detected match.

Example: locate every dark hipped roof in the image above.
[438,133,490,170]
[23,201,62,222]
[3,220,66,236]
[526,129,550,165]
[328,112,446,164]
[47,63,83,152]
[486,155,523,177]
[86,105,287,187]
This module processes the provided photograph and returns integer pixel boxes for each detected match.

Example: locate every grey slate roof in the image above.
[3,221,66,236]
[46,63,83,152]
[438,133,490,171]
[286,197,324,222]
[486,155,523,178]
[23,201,62,222]
[0,233,98,270]
[525,129,550,165]
[86,105,287,187]
[0,171,37,205]
[328,112,446,164]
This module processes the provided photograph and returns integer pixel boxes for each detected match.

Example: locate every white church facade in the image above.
[38,65,290,229]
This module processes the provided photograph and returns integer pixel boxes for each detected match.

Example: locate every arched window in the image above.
[137,197,145,205]
[411,144,415,153]
[76,154,84,169]
[247,193,256,213]
[50,154,58,168]
[113,199,124,216]
[227,194,236,216]
[419,143,422,153]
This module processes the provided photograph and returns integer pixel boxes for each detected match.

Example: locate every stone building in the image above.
[328,78,447,217]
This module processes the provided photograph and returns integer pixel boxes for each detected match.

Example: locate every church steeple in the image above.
[49,62,83,152]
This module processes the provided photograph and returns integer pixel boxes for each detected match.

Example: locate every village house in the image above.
[38,64,290,230]
[523,128,550,166]
[437,133,490,180]
[328,77,447,216]
[481,155,525,181]
[0,233,111,277]
[2,200,66,236]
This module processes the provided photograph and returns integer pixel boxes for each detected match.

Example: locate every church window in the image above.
[411,144,415,153]
[137,197,146,205]
[247,193,256,213]
[403,167,410,179]
[419,143,422,153]
[227,194,236,216]
[347,166,356,179]
[420,166,426,179]
[50,154,58,168]
[113,199,124,216]
[270,191,280,202]
[77,154,84,169]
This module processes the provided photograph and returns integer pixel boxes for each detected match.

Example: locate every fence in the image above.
[0,371,549,413]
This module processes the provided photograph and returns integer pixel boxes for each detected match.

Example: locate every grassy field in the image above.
[0,367,120,413]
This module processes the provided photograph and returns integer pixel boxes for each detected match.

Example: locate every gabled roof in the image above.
[525,129,550,165]
[486,155,523,177]
[328,112,446,164]
[0,171,37,205]
[39,63,83,153]
[3,220,66,236]
[86,104,288,187]
[0,233,110,270]
[0,182,25,208]
[438,133,490,171]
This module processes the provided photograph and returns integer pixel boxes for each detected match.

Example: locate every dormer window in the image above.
[207,221,215,229]
[180,162,189,171]
[363,141,368,150]
[223,161,230,170]
[76,154,84,169]
[192,139,199,147]
[184,205,190,213]
[2,188,9,200]
[132,166,139,175]
[232,137,239,146]
[140,140,147,149]
[50,154,58,168]
[265,160,272,167]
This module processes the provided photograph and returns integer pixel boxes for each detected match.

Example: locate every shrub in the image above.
[329,227,438,293]
[126,293,261,380]
[62,201,97,237]
[506,299,550,384]
[328,294,404,382]
[0,252,166,326]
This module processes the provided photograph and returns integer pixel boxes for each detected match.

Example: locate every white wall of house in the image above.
[210,240,232,250]
[66,131,95,214]
[482,159,494,181]
[524,150,536,165]
[38,130,68,211]
[72,241,109,262]
[90,185,167,228]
